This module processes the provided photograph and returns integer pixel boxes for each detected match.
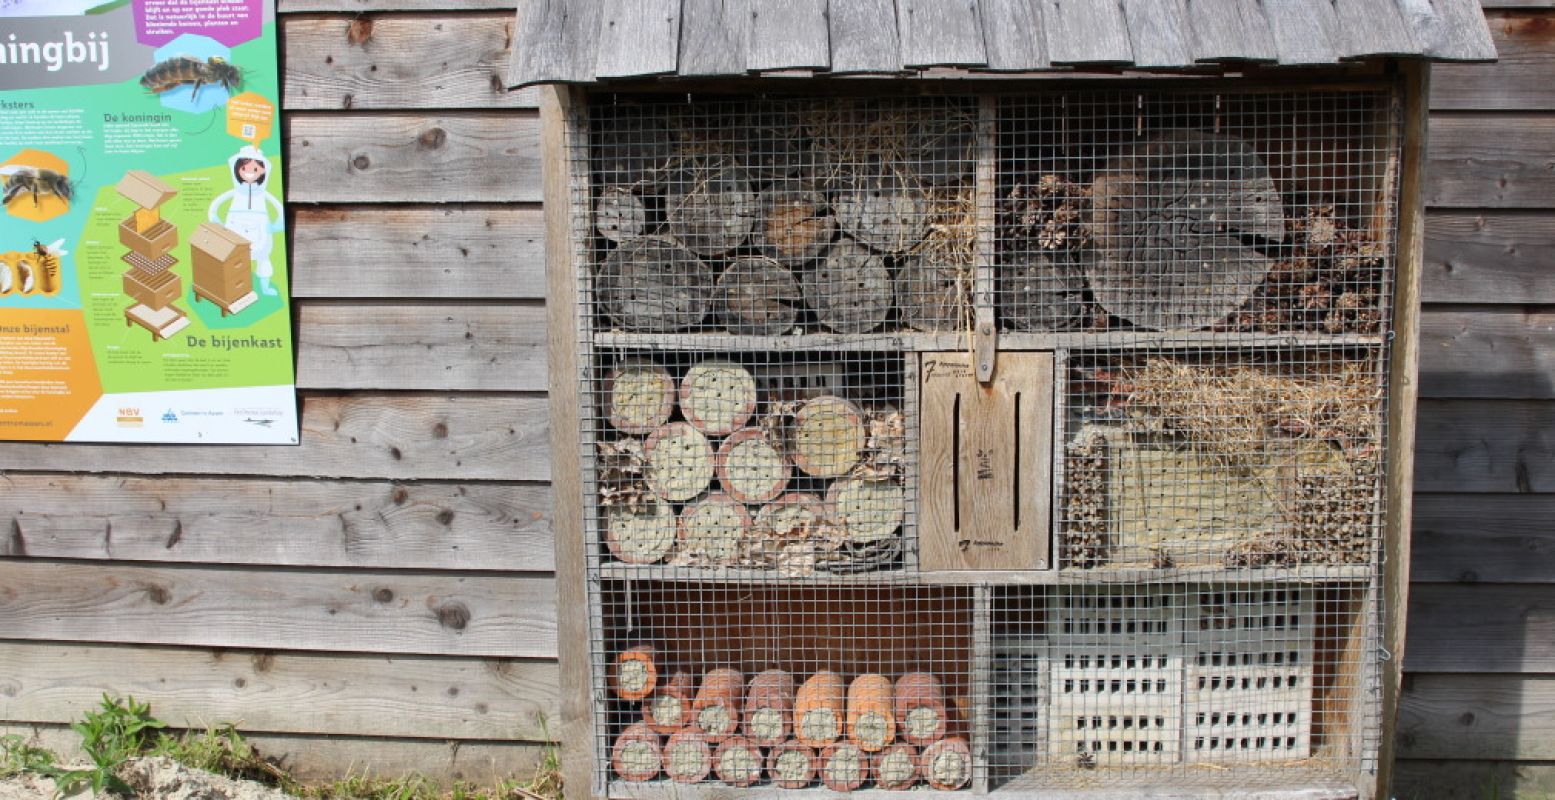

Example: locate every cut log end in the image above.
[611,722,663,782]
[718,256,800,336]
[920,737,972,790]
[611,645,659,701]
[595,185,647,243]
[755,185,836,264]
[852,711,893,751]
[605,501,677,565]
[713,737,763,787]
[674,494,752,566]
[644,423,714,503]
[827,478,906,543]
[667,166,755,257]
[717,428,790,505]
[598,237,714,333]
[767,742,818,789]
[747,707,787,744]
[799,707,840,745]
[873,744,920,790]
[696,704,737,739]
[646,692,688,732]
[606,360,676,434]
[679,361,757,437]
[847,674,897,752]
[804,241,893,334]
[793,396,866,478]
[663,731,713,784]
[835,174,929,254]
[897,255,973,332]
[998,254,1089,332]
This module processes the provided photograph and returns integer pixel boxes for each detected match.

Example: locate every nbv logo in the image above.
[161,410,178,423]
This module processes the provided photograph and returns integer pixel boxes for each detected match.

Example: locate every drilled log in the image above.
[1086,129,1285,331]
[604,499,678,565]
[835,173,929,254]
[717,256,800,336]
[642,671,696,734]
[605,359,676,435]
[827,478,906,543]
[643,422,714,503]
[754,183,835,264]
[998,252,1089,331]
[595,185,646,243]
[803,240,893,333]
[611,721,663,782]
[897,253,972,332]
[792,396,866,478]
[678,360,757,437]
[666,165,755,256]
[716,428,790,505]
[820,741,869,792]
[744,669,797,747]
[598,236,714,333]
[675,493,751,567]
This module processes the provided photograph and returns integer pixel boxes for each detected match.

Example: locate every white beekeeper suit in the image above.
[208,145,284,296]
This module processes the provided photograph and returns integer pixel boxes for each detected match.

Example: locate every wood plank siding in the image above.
[0,0,1549,792]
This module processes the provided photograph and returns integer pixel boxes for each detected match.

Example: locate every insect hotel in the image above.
[512,2,1494,797]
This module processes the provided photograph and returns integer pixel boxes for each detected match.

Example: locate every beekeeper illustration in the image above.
[208,145,284,296]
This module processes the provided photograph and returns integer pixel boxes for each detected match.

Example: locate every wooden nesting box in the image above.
[122,266,180,310]
[517,2,1492,796]
[190,222,254,314]
[115,170,178,262]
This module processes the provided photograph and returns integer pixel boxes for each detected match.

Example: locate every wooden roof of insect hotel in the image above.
[116,170,177,209]
[508,0,1496,87]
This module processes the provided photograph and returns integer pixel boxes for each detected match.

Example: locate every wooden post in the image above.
[1374,60,1428,800]
[540,84,598,799]
[974,95,998,382]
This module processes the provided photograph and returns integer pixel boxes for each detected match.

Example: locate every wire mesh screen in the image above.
[568,83,1398,795]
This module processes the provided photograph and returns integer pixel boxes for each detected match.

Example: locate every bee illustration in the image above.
[0,166,73,209]
[140,55,242,101]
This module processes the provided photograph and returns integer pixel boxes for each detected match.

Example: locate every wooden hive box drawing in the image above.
[511,1,1496,797]
[190,221,255,315]
[116,170,179,262]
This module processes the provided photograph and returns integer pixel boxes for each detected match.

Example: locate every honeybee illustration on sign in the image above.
[0,149,74,222]
[141,55,242,103]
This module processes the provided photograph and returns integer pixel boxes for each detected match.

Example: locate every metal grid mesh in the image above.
[567,83,1398,795]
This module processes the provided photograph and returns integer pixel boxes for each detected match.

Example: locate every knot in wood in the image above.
[418,127,448,150]
[145,584,171,605]
[373,588,395,603]
[437,601,471,630]
[351,154,371,171]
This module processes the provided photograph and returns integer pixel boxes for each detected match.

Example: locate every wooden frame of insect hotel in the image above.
[510,3,1495,797]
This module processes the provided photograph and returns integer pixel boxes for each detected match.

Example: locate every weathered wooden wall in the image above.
[0,0,1550,794]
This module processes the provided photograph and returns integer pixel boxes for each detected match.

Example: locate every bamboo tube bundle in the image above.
[674,493,751,567]
[753,182,836,265]
[846,673,897,752]
[792,396,866,478]
[663,729,713,784]
[605,360,676,435]
[872,743,920,790]
[717,255,801,336]
[691,667,745,743]
[643,422,714,502]
[894,672,949,746]
[820,741,869,792]
[803,239,894,333]
[715,428,790,505]
[712,736,764,788]
[595,185,646,243]
[826,477,906,543]
[743,669,796,746]
[605,500,677,565]
[679,360,757,436]
[610,721,663,782]
[641,671,695,734]
[610,644,659,701]
[919,736,972,790]
[795,671,847,748]
[766,740,819,789]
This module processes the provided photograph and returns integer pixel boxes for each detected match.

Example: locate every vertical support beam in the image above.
[974,95,999,383]
[1048,349,1068,571]
[1373,60,1429,800]
[972,584,993,794]
[541,85,601,800]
